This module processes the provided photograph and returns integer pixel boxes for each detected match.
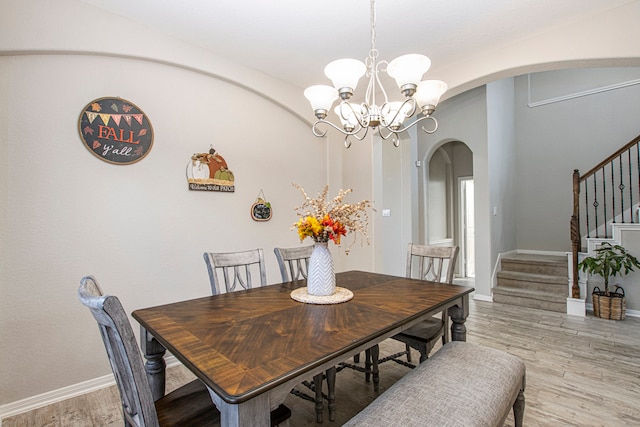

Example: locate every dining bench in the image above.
[343,341,525,427]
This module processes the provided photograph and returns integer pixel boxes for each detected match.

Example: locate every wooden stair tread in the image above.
[500,253,567,265]
[493,286,567,303]
[497,270,567,284]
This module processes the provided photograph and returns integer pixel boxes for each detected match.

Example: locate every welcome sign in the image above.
[78,97,154,165]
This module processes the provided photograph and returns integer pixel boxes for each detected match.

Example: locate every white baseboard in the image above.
[567,298,586,317]
[0,373,115,421]
[473,293,493,302]
[0,355,179,422]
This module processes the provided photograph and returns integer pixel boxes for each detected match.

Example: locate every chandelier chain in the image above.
[370,0,377,61]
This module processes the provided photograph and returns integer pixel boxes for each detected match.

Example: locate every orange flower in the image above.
[292,183,372,254]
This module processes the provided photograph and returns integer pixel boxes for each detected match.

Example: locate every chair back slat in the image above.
[203,248,267,295]
[274,246,314,282]
[78,276,159,427]
[406,244,459,283]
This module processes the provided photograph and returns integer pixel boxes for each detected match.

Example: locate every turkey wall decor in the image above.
[186,146,235,192]
[78,97,154,165]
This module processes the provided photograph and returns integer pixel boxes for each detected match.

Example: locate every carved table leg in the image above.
[326,366,336,421]
[364,344,380,391]
[370,344,380,392]
[313,372,323,423]
[139,327,166,401]
[448,297,469,342]
[364,348,372,383]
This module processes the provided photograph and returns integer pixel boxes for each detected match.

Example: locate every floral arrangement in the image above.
[292,183,372,253]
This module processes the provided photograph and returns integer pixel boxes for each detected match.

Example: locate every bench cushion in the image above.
[344,341,525,427]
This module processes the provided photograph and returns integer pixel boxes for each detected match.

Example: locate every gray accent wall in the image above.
[418,86,491,298]
[514,68,640,251]
[409,69,640,303]
[487,78,518,262]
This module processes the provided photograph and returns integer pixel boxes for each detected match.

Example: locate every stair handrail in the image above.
[571,133,640,299]
[580,134,640,180]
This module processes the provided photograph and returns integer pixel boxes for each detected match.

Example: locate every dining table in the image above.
[132,270,474,427]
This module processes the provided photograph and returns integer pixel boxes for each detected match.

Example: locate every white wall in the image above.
[0,52,329,405]
[434,1,640,98]
[0,0,309,121]
[376,133,413,277]
[334,133,376,273]
[0,0,333,405]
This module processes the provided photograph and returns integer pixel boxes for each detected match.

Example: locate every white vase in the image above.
[307,241,336,296]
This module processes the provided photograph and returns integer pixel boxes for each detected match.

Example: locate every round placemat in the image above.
[290,287,354,304]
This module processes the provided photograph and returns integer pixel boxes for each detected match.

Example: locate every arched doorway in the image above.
[425,141,474,278]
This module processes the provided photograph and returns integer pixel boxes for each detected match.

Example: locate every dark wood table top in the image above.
[132,270,474,404]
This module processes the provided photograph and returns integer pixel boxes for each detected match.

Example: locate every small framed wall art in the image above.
[78,97,154,165]
[251,190,272,221]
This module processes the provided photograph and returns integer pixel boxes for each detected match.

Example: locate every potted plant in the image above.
[578,242,640,320]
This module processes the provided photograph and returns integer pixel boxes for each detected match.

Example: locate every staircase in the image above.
[571,134,640,299]
[494,253,568,313]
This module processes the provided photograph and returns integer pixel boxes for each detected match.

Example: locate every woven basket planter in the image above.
[592,286,626,320]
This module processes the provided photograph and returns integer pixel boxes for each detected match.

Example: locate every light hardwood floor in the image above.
[4,299,640,426]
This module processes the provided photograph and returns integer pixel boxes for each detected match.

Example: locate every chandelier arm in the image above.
[338,101,369,130]
[312,119,369,138]
[377,127,397,141]
[311,121,330,137]
[344,126,372,149]
[350,126,369,141]
[376,125,402,146]
[404,98,418,118]
[380,98,416,127]
[375,61,389,104]
[360,103,372,127]
[389,115,439,134]
[364,63,375,107]
[419,116,439,134]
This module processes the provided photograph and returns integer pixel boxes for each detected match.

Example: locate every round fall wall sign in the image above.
[78,97,154,165]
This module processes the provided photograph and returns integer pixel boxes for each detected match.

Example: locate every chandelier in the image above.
[304,0,447,148]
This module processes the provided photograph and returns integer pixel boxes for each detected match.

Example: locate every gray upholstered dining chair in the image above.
[274,245,313,282]
[203,248,267,295]
[392,243,460,363]
[77,275,292,426]
[350,244,460,392]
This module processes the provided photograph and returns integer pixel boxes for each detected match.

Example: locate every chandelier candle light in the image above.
[304,0,448,148]
[291,183,371,300]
